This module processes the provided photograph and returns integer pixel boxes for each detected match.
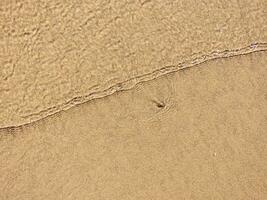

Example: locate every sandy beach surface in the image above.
[0,0,266,127]
[1,52,267,199]
[0,0,267,199]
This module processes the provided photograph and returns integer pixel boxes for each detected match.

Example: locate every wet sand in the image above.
[0,0,267,127]
[1,52,267,199]
[1,1,267,199]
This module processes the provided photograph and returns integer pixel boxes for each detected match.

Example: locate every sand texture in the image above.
[1,52,267,199]
[1,0,267,128]
[1,1,267,199]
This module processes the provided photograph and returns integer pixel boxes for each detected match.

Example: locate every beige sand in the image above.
[1,1,267,199]
[1,52,267,199]
[0,0,267,127]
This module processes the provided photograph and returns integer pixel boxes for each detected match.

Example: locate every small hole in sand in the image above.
[155,101,165,108]
[151,99,166,109]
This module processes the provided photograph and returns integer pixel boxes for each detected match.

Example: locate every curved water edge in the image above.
[1,42,267,130]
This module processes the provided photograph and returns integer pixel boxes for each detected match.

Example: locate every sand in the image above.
[1,52,267,199]
[0,0,267,127]
[1,1,267,199]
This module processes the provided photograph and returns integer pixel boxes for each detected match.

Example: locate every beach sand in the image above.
[1,51,267,199]
[0,0,266,127]
[1,1,267,199]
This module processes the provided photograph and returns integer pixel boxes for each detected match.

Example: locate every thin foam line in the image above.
[1,42,267,130]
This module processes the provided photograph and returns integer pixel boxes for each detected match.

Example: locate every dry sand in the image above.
[1,0,267,199]
[1,52,267,199]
